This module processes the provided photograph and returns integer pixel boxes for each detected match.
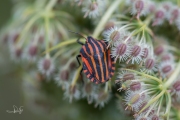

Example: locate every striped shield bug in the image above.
[69,31,115,84]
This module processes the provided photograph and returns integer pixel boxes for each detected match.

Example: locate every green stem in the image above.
[165,93,171,120]
[105,82,109,93]
[43,38,79,54]
[45,0,58,11]
[157,95,163,115]
[164,60,180,88]
[92,0,122,38]
[138,90,165,114]
[44,16,50,55]
[18,14,41,47]
[178,0,180,7]
[71,65,82,86]
[124,69,162,83]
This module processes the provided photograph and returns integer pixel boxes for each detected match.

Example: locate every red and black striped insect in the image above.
[75,34,115,84]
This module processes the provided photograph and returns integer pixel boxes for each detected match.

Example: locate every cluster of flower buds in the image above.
[103,26,151,65]
[55,65,111,107]
[0,0,72,78]
[126,0,180,30]
[71,0,107,18]
[102,1,180,118]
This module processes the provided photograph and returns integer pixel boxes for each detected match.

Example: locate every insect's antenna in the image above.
[68,30,87,41]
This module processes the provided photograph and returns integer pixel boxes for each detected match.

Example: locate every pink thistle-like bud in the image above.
[172,80,180,97]
[64,84,81,103]
[147,1,156,13]
[161,53,174,62]
[10,47,23,60]
[123,73,135,81]
[84,82,93,95]
[124,91,144,111]
[128,43,145,64]
[154,45,164,56]
[38,35,44,43]
[117,71,136,84]
[131,0,148,19]
[158,61,174,78]
[60,70,69,81]
[82,0,105,18]
[15,47,22,58]
[103,27,123,47]
[104,21,115,31]
[145,58,155,70]
[23,44,39,62]
[94,90,110,108]
[169,8,180,24]
[28,45,38,57]
[152,8,166,26]
[130,82,142,91]
[111,41,131,62]
[38,57,55,77]
[135,101,149,113]
[151,114,161,120]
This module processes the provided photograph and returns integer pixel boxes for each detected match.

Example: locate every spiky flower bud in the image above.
[131,0,148,18]
[152,7,166,26]
[154,45,164,56]
[38,57,55,77]
[103,27,122,47]
[82,0,105,18]
[159,61,174,78]
[124,91,144,111]
[130,82,142,91]
[64,84,81,103]
[112,41,131,62]
[172,80,180,98]
[94,89,110,108]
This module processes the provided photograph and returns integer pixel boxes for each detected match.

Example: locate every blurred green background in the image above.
[0,1,43,120]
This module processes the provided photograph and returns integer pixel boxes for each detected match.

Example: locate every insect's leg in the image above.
[80,68,83,73]
[77,38,84,45]
[76,54,81,67]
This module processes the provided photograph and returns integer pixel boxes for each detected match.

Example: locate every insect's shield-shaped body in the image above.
[80,36,115,84]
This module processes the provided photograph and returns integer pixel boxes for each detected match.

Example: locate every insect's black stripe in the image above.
[81,47,95,76]
[96,41,108,82]
[99,40,107,51]
[90,40,103,82]
[84,44,91,55]
[92,40,105,82]
[86,42,99,81]
[87,37,97,54]
[111,58,115,71]
[106,49,110,79]
[104,50,109,81]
